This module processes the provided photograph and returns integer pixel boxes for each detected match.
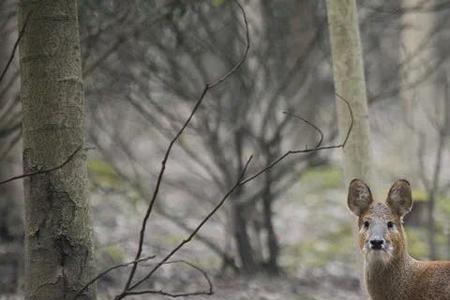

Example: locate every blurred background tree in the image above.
[0,0,23,293]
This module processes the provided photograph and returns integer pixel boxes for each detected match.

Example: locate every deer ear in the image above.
[348,179,373,216]
[387,179,413,217]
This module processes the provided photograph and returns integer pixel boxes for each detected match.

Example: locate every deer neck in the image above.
[365,251,414,300]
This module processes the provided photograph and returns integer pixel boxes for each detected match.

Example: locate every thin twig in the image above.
[0,146,82,186]
[240,94,353,185]
[162,260,213,295]
[282,111,324,148]
[73,255,156,299]
[0,10,31,84]
[119,290,210,298]
[120,0,250,294]
[120,260,213,298]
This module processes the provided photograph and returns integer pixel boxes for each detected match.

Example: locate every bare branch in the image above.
[282,111,324,148]
[120,0,250,294]
[0,145,82,186]
[0,10,31,84]
[120,260,213,298]
[240,93,353,185]
[73,255,156,299]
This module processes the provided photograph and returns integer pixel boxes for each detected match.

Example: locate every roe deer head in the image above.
[348,179,450,300]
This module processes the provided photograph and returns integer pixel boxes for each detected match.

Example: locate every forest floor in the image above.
[95,271,361,300]
[1,273,360,300]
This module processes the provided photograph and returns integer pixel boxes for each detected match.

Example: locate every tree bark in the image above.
[326,0,372,298]
[326,0,373,185]
[18,1,95,299]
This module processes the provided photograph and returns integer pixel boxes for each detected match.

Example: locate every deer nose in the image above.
[370,239,384,250]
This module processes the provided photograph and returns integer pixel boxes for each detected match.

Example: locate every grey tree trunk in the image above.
[18,1,95,299]
[326,1,372,298]
[326,0,373,185]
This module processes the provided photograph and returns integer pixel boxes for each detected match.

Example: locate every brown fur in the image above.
[348,179,450,300]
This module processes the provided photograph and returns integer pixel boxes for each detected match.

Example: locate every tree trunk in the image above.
[326,0,372,298]
[18,1,95,299]
[262,154,279,274]
[326,0,372,185]
[232,200,258,274]
[232,130,257,274]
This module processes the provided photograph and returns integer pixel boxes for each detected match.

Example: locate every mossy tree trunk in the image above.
[326,1,372,298]
[18,1,95,299]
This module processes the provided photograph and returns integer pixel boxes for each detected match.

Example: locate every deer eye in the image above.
[363,221,370,229]
[387,221,394,229]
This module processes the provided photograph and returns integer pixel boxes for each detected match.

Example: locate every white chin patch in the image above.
[366,249,391,266]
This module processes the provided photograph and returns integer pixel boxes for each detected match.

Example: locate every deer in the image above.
[347,178,450,300]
